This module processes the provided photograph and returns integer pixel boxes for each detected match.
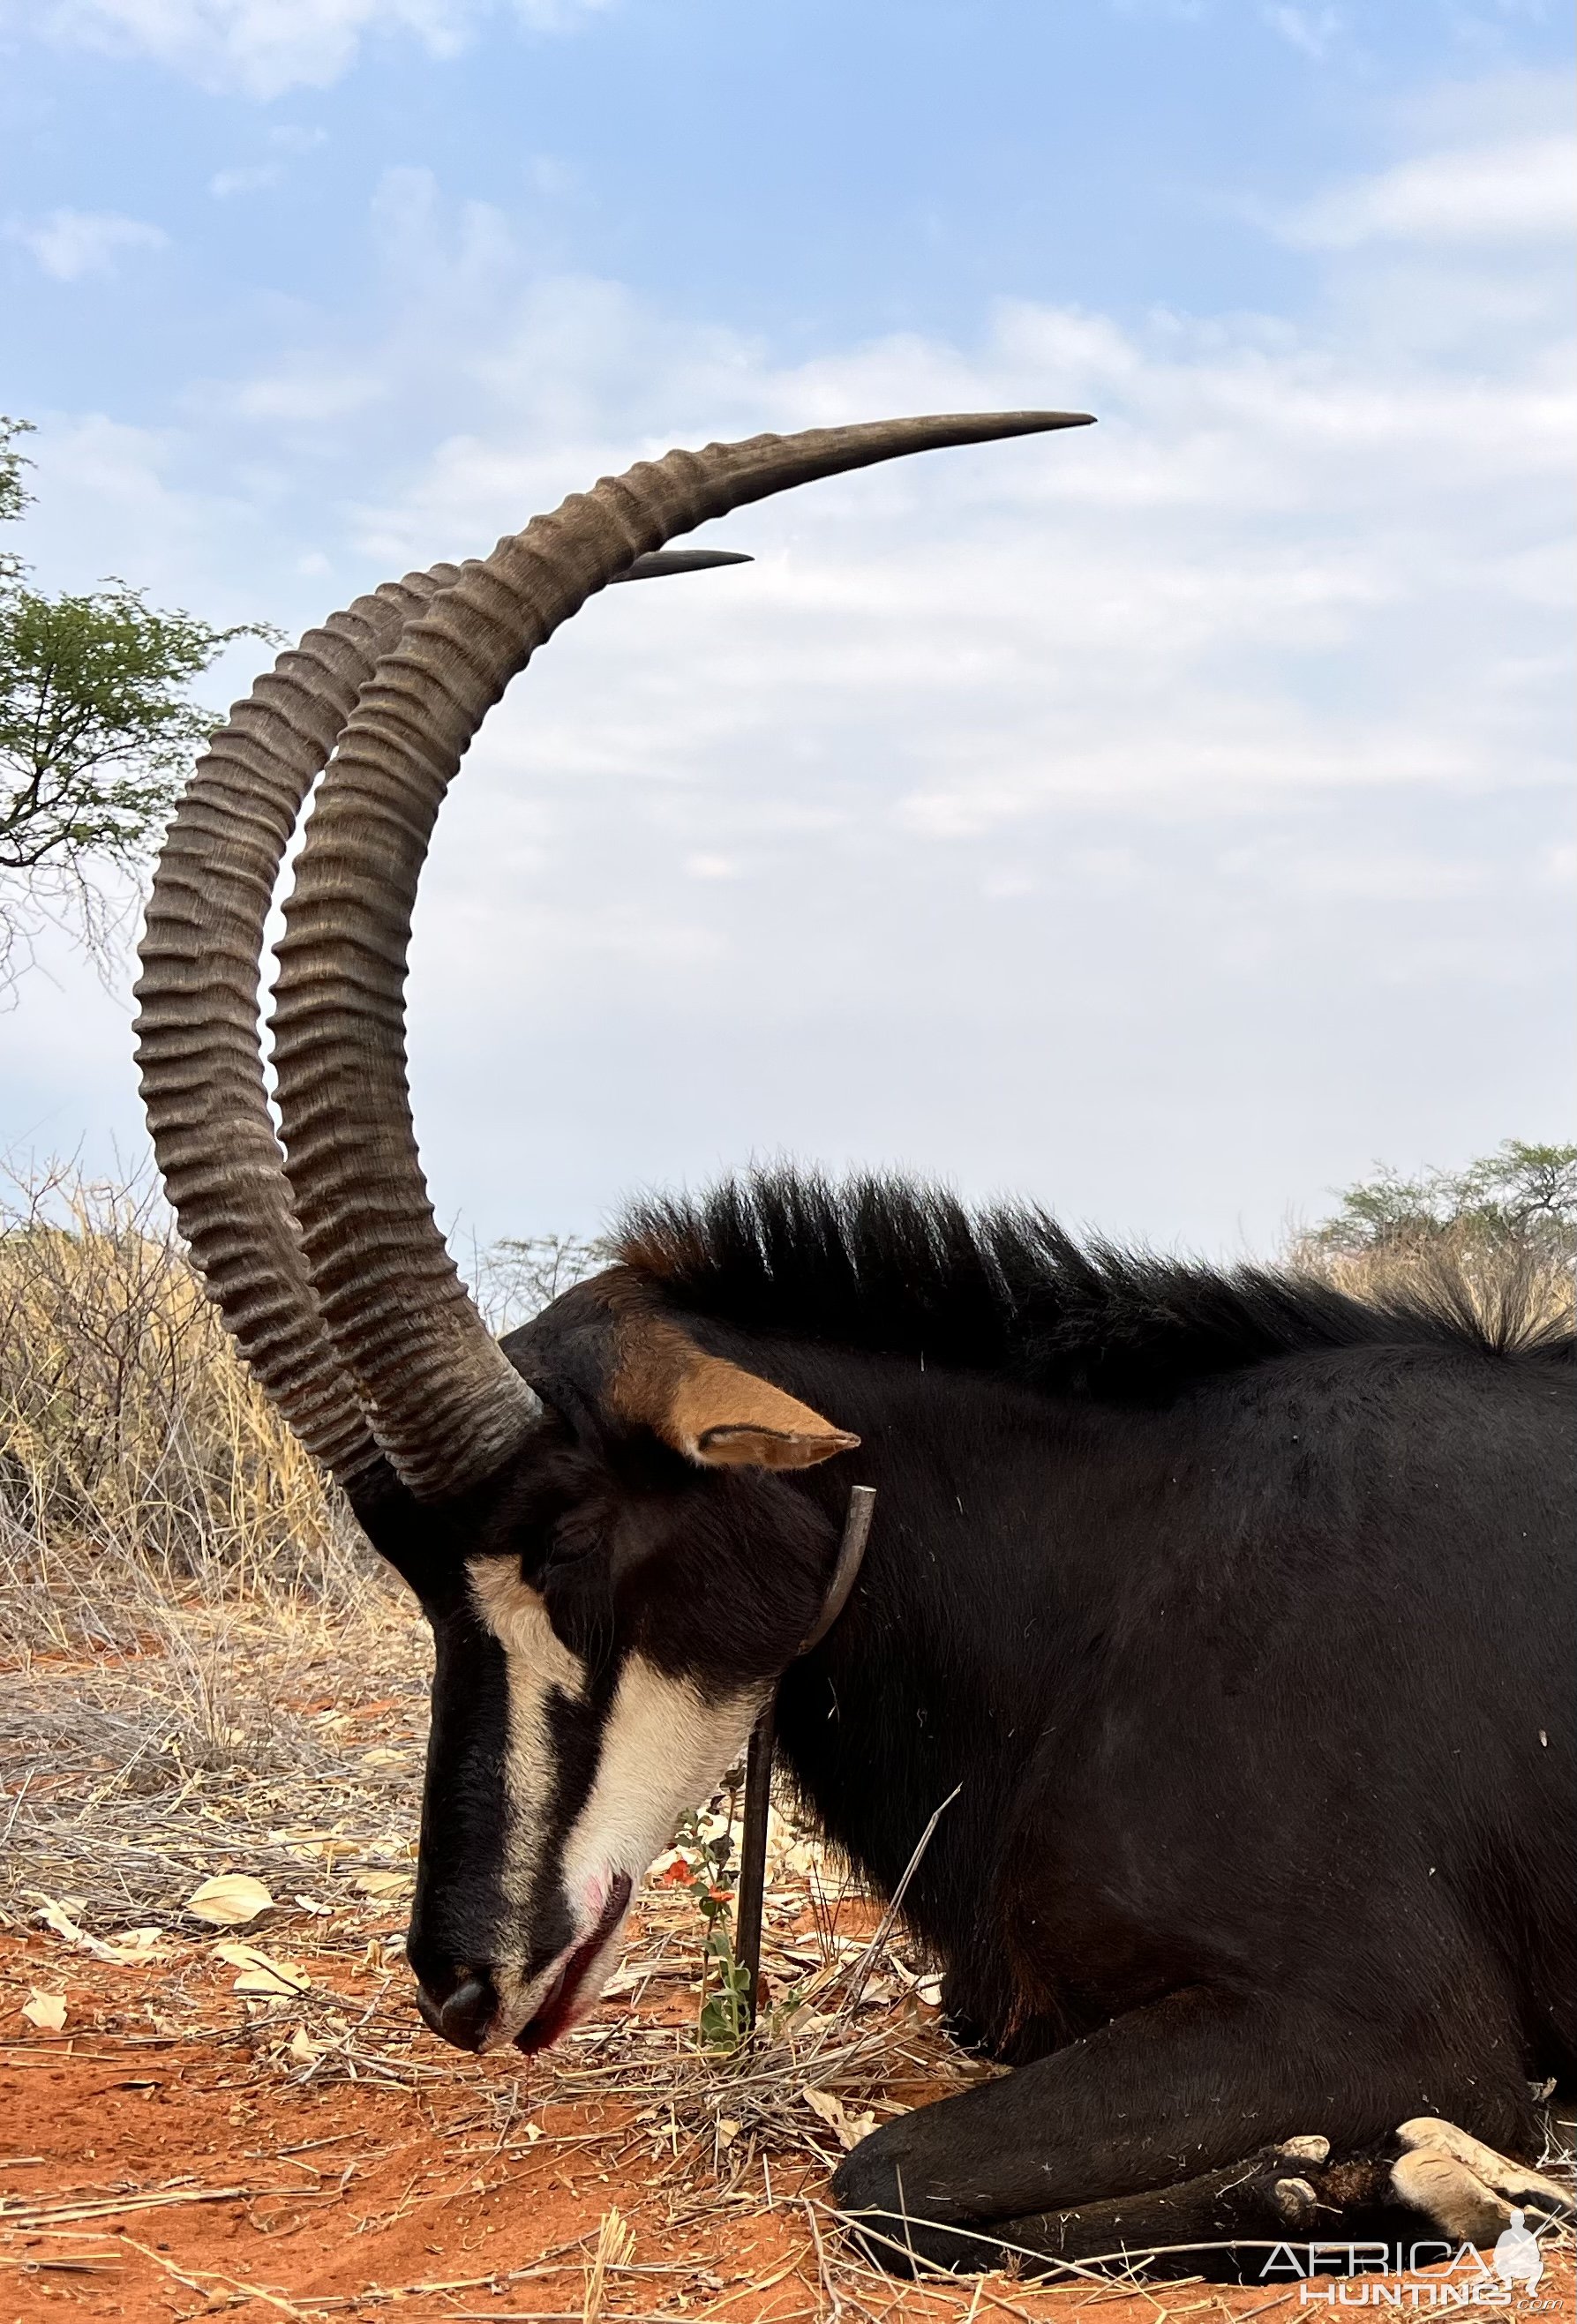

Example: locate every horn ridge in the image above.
[134,566,463,1496]
[268,482,719,1498]
[268,414,1092,1501]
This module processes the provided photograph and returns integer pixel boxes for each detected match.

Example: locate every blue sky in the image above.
[2,0,1573,1256]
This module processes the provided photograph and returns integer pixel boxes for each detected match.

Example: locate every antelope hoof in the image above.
[1391,2118,1574,2243]
[1394,2118,1573,2223]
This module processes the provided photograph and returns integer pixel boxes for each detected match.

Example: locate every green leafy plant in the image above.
[1289,1140,1574,1348]
[0,411,278,986]
[1304,1142,1577,1264]
[665,1807,753,2053]
[0,416,32,581]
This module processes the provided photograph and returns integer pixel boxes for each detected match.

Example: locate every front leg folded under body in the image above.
[839,2127,1573,2283]
[831,1987,1557,2278]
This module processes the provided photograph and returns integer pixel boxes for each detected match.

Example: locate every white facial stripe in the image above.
[483,1893,637,2053]
[522,1659,762,2041]
[562,1657,763,1910]
[462,1560,764,2049]
[489,1945,583,2044]
[467,1559,589,1913]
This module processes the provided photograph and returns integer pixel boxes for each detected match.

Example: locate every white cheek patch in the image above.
[464,1560,764,2043]
[561,1657,764,1915]
[528,1659,763,2039]
[466,1559,588,1911]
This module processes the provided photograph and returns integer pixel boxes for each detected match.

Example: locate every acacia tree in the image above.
[0,416,276,986]
[0,417,29,578]
[1308,1141,1577,1265]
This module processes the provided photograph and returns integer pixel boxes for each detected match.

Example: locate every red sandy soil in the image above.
[4,1928,1569,2324]
[4,1634,1568,2323]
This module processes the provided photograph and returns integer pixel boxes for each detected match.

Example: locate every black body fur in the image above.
[394,1169,1573,2275]
[604,1173,1575,2269]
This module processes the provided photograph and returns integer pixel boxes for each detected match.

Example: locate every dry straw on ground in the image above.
[2,1161,1572,2322]
[0,1167,981,2250]
[3,1155,1567,1939]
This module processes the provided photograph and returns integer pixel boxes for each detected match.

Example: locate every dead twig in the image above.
[818,1787,960,2034]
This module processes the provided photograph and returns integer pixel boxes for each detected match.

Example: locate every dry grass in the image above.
[1288,1218,1573,1349]
[0,1159,426,1957]
[1,1164,1573,2320]
[3,1158,1567,1938]
[0,1157,970,2158]
[0,1159,386,1651]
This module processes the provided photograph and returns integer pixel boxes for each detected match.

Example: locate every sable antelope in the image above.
[135,416,1574,2277]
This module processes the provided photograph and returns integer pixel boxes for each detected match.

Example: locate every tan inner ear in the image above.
[610,1310,859,1471]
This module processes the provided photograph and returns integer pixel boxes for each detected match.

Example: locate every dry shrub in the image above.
[0,1159,388,1647]
[1288,1218,1573,1353]
[6,1158,1564,1635]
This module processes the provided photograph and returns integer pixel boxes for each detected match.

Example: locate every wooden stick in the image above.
[736,1486,877,2035]
[733,1695,777,2034]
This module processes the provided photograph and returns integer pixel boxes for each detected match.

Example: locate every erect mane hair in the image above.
[615,1171,1573,1404]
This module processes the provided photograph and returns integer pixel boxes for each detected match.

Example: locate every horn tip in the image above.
[615,549,755,583]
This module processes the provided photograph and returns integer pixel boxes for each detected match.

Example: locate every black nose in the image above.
[416,1968,499,2052]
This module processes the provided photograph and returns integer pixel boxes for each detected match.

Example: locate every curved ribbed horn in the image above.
[133,566,461,1503]
[271,412,1093,1502]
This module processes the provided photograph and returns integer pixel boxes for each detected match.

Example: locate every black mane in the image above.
[617,1171,1572,1404]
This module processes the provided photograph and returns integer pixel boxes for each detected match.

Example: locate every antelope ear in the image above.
[676,1355,860,1469]
[609,1309,859,1470]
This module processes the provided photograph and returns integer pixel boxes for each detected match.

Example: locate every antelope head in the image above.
[134,410,1092,2051]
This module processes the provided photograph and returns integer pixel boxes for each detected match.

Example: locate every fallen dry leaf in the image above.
[21,1988,68,2031]
[27,1900,163,1967]
[213,1940,311,1995]
[236,1964,310,1997]
[352,1869,408,1897]
[30,1896,123,1960]
[187,1874,274,1926]
[32,1895,94,1944]
[889,1957,945,2007]
[801,2086,877,2152]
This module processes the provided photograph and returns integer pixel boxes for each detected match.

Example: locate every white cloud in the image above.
[8,413,279,627]
[9,103,1573,1257]
[39,0,611,97]
[9,208,169,281]
[222,363,387,422]
[209,162,282,198]
[1260,5,1343,61]
[267,182,1563,1247]
[529,154,578,199]
[1287,132,1576,247]
[209,124,327,196]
